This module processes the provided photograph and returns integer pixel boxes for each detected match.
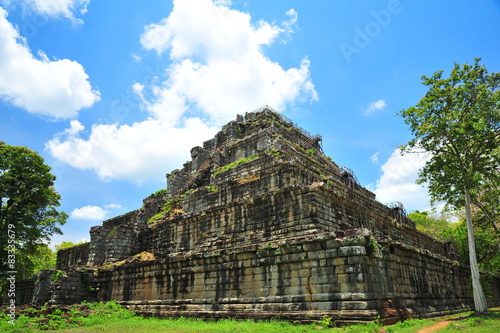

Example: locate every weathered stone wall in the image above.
[12,269,98,306]
[56,243,91,270]
[7,279,34,306]
[148,185,329,257]
[95,229,497,324]
[84,210,140,266]
[49,268,98,305]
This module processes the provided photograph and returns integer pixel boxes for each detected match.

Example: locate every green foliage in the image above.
[3,305,500,332]
[440,310,500,332]
[305,148,315,156]
[259,243,274,250]
[54,240,88,251]
[472,185,500,256]
[12,243,57,280]
[409,210,450,241]
[441,218,500,273]
[367,236,382,257]
[0,142,67,286]
[409,209,499,274]
[108,226,118,237]
[50,270,64,282]
[147,189,196,225]
[266,149,282,158]
[398,58,500,208]
[151,188,167,197]
[205,185,218,192]
[335,321,382,332]
[318,314,333,328]
[0,301,135,331]
[385,318,432,332]
[214,154,259,176]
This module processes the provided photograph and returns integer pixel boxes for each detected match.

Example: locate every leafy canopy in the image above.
[55,240,88,251]
[0,142,67,278]
[399,58,500,207]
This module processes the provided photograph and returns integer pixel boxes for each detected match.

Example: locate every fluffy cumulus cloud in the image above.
[47,118,215,183]
[47,0,317,183]
[17,0,90,23]
[364,99,387,115]
[138,0,317,122]
[371,148,432,211]
[70,205,110,221]
[0,7,99,118]
[70,203,122,220]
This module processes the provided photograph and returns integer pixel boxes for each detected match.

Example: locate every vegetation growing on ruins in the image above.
[151,188,167,197]
[100,251,155,270]
[204,185,218,192]
[234,174,260,184]
[399,58,500,313]
[147,196,185,225]
[265,148,282,158]
[213,154,259,176]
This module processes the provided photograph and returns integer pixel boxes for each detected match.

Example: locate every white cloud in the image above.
[131,53,141,62]
[281,9,298,42]
[369,151,380,163]
[18,0,90,23]
[372,148,432,211]
[70,203,121,220]
[138,0,317,123]
[0,7,100,118]
[364,99,386,115]
[70,205,110,221]
[46,117,216,183]
[104,203,123,210]
[47,0,317,183]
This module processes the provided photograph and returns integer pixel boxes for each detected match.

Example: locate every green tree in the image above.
[0,142,67,287]
[55,240,88,251]
[409,210,449,241]
[399,59,500,314]
[16,244,57,279]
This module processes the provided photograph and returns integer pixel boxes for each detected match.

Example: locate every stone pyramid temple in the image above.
[14,106,500,324]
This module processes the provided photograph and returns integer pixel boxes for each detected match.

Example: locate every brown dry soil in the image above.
[416,320,452,333]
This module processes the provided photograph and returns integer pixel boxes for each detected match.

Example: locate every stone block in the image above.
[325,239,342,249]
[310,301,336,311]
[340,301,369,310]
[330,257,345,266]
[325,248,339,258]
[339,282,365,293]
[308,250,325,260]
[347,256,370,265]
[303,260,319,269]
[338,246,366,257]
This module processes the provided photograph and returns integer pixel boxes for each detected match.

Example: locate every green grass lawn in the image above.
[1,301,499,333]
[439,310,500,332]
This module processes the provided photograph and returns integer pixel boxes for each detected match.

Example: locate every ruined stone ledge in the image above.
[377,237,462,266]
[122,304,380,324]
[98,229,371,273]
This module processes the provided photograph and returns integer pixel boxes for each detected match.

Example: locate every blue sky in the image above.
[1,0,499,246]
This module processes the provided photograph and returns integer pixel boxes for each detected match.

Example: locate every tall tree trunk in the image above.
[464,187,489,314]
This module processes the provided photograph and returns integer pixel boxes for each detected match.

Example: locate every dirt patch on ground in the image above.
[417,320,452,333]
